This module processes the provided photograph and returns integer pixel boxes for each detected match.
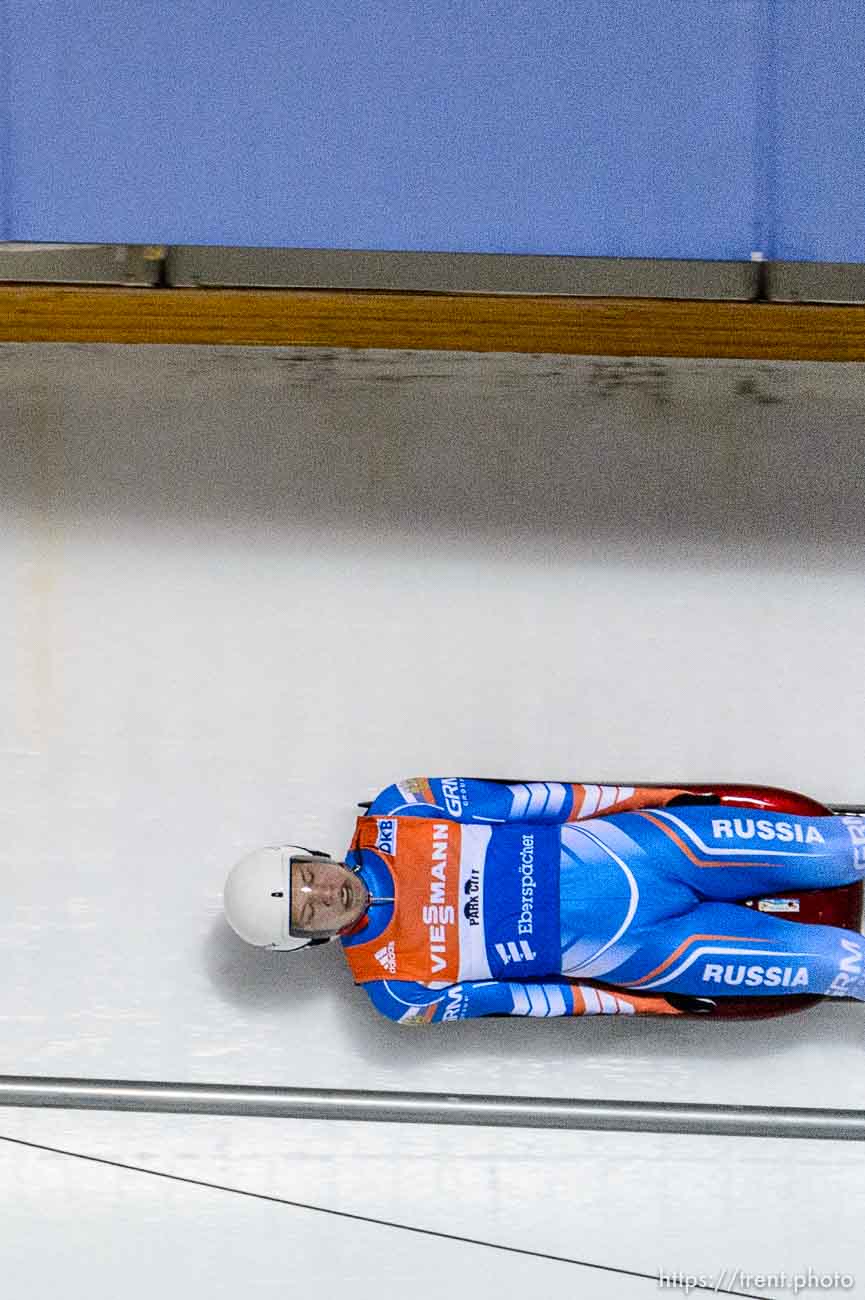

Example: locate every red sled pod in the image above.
[578,783,864,1020]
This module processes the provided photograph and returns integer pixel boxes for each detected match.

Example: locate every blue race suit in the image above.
[340,779,865,1023]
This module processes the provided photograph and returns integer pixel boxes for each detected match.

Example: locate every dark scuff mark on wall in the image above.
[736,371,785,405]
[587,359,672,406]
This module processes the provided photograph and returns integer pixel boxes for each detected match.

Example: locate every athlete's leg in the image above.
[613,806,865,899]
[602,900,865,999]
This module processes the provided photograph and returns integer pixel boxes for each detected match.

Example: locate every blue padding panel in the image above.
[0,0,12,241]
[3,1,760,257]
[772,1,865,262]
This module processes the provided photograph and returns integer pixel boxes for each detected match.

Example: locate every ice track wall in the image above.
[1,344,864,1296]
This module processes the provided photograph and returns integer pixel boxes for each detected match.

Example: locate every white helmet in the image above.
[223,845,332,951]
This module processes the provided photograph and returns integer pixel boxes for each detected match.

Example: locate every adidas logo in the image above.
[374,941,397,973]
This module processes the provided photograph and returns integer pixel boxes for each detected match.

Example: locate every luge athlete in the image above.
[223,779,865,1023]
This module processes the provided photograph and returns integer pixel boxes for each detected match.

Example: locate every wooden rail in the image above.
[2,285,864,360]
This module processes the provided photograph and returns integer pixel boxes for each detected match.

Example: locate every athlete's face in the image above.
[290,858,369,937]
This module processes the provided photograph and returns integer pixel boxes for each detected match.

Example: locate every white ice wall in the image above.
[1,345,863,1297]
